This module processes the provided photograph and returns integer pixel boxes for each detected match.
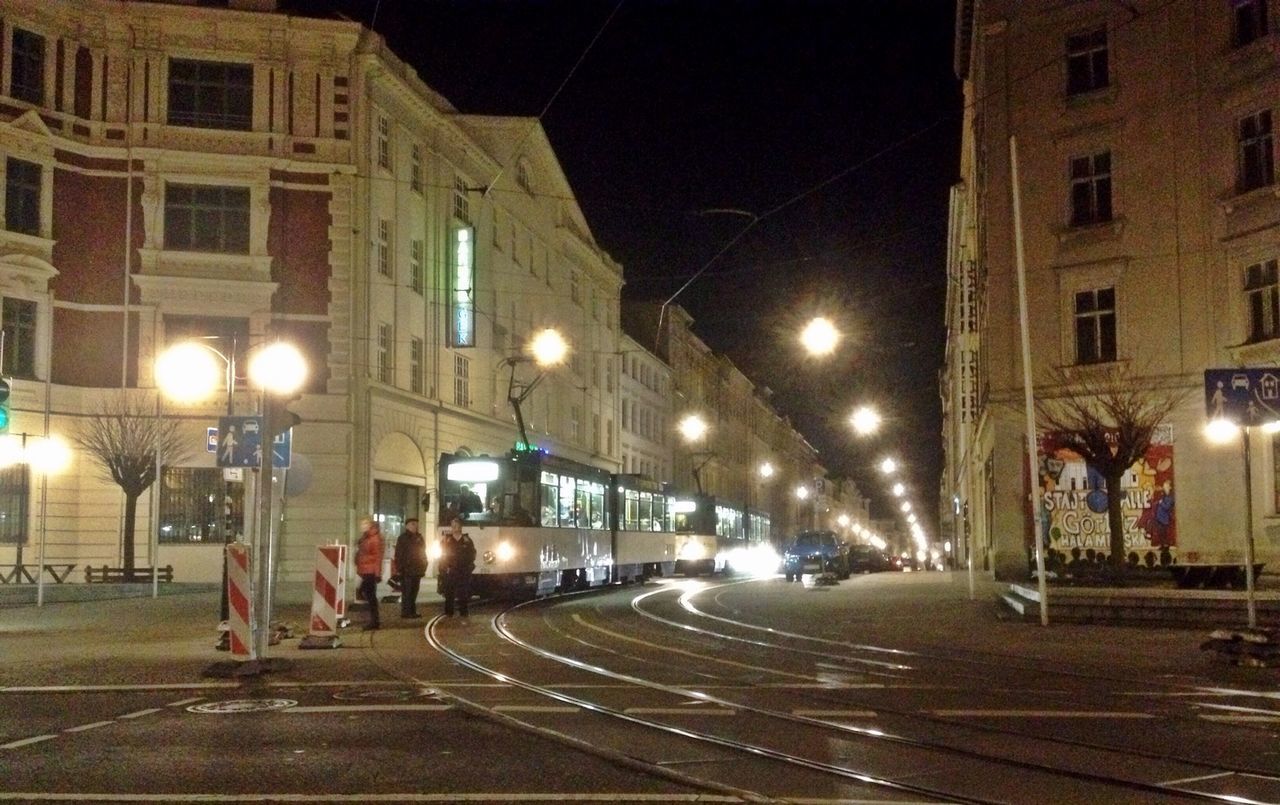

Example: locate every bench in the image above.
[84,565,174,584]
[0,563,77,584]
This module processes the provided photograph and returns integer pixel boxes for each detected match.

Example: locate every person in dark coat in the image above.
[354,517,383,631]
[393,518,427,618]
[439,517,477,617]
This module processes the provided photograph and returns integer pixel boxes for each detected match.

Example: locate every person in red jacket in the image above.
[355,517,384,631]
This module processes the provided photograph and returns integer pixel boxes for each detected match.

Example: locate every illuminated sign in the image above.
[445,460,500,483]
[449,225,475,347]
[672,499,697,514]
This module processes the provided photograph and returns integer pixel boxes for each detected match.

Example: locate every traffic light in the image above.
[0,377,10,434]
[264,392,303,436]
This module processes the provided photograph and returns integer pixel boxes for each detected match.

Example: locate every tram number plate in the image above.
[803,562,821,572]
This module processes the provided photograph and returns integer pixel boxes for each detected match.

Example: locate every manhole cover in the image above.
[333,687,437,701]
[187,698,297,714]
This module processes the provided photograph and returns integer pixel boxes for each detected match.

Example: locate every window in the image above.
[1246,259,1280,343]
[2,297,37,378]
[377,219,391,278]
[512,225,523,267]
[606,418,614,455]
[516,160,532,193]
[168,58,252,130]
[159,467,244,543]
[376,115,390,170]
[1074,287,1116,364]
[5,158,41,236]
[592,354,600,388]
[621,399,630,431]
[453,176,470,223]
[410,144,423,193]
[1238,110,1275,193]
[410,337,424,394]
[0,464,28,544]
[164,184,250,253]
[1066,27,1108,96]
[1233,0,1269,48]
[1069,151,1112,227]
[377,322,393,384]
[410,238,424,295]
[592,295,600,321]
[570,272,581,305]
[570,405,580,442]
[605,358,614,392]
[9,28,45,106]
[592,414,601,453]
[454,354,471,407]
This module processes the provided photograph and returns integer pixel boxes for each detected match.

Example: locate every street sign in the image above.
[216,416,293,469]
[1205,368,1280,426]
[206,427,218,453]
[0,377,9,434]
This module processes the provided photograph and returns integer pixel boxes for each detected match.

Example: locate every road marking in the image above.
[1195,702,1280,716]
[623,707,735,716]
[1,683,237,693]
[932,709,1155,718]
[64,721,114,733]
[1159,772,1234,786]
[793,709,878,718]
[0,794,751,802]
[1201,714,1280,723]
[285,704,453,714]
[492,705,581,714]
[166,697,205,707]
[0,734,57,749]
[118,708,162,720]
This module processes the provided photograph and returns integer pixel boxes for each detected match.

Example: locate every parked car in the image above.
[848,544,891,573]
[781,530,849,581]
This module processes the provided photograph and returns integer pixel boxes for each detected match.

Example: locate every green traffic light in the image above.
[0,407,8,433]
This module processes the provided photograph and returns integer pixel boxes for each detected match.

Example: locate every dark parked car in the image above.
[848,544,891,573]
[782,530,849,581]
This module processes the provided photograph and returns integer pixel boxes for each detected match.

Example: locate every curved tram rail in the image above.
[422,585,1272,804]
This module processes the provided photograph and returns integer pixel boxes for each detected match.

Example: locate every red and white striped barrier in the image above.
[299,543,345,650]
[225,542,253,658]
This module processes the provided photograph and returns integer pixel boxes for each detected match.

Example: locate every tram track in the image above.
[611,580,1280,784]
[424,587,1269,804]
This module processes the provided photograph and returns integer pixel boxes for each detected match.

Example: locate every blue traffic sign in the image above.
[1205,368,1280,425]
[217,416,292,469]
[206,427,218,453]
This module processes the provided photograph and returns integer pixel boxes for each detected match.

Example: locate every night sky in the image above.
[283,0,962,525]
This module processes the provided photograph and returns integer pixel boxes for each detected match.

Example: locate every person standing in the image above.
[355,517,383,631]
[439,518,477,618]
[394,518,427,618]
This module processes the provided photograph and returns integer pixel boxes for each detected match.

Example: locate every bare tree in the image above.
[76,393,191,579]
[1035,366,1188,576]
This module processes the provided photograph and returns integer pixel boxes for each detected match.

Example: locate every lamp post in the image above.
[502,328,567,450]
[157,337,306,661]
[678,413,713,494]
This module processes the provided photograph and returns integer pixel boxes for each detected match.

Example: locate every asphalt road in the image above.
[2,571,1279,803]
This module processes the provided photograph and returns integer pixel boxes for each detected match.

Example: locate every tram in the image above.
[672,495,775,576]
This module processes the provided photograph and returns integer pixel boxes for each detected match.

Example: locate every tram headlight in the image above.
[428,542,443,561]
[678,541,706,561]
[495,540,516,563]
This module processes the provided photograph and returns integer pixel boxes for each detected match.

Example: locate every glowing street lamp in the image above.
[678,414,709,444]
[800,317,839,357]
[837,513,850,528]
[1204,418,1241,444]
[795,485,811,501]
[891,482,905,497]
[850,405,881,437]
[247,342,308,396]
[155,342,222,403]
[758,461,775,479]
[900,501,912,513]
[879,457,898,475]
[528,327,568,367]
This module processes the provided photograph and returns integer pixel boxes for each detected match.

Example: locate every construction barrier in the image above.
[334,543,349,628]
[225,542,253,658]
[299,543,345,650]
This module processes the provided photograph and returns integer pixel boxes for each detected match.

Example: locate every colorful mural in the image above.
[1037,425,1176,566]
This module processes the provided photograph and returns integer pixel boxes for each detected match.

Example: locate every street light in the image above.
[891,482,905,497]
[503,328,568,450]
[836,513,850,528]
[879,457,898,474]
[678,413,709,444]
[850,405,881,436]
[900,501,911,513]
[758,461,775,479]
[1204,418,1241,445]
[800,317,839,357]
[794,485,810,501]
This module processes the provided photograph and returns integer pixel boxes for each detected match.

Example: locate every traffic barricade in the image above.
[225,542,253,658]
[299,543,345,650]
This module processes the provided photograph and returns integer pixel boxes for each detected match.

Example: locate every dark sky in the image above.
[283,0,962,525]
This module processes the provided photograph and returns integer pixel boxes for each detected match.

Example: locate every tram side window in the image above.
[638,492,653,531]
[652,496,666,531]
[575,484,590,528]
[624,490,639,530]
[588,485,605,529]
[558,475,576,526]
[540,471,559,526]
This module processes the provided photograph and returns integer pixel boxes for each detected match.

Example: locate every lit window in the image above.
[164,184,250,253]
[454,354,471,407]
[378,219,391,278]
[9,28,45,106]
[1066,27,1108,96]
[1074,287,1116,365]
[410,238,424,294]
[1069,151,1112,227]
[377,115,390,170]
[410,337,424,394]
[453,176,470,223]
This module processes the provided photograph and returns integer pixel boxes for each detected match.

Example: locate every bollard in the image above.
[299,544,345,650]
[225,542,254,658]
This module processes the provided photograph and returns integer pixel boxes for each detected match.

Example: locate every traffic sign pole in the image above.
[1242,430,1258,629]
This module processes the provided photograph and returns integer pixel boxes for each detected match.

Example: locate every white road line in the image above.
[792,709,878,718]
[285,704,453,713]
[0,734,57,749]
[166,697,205,707]
[491,705,581,714]
[1159,772,1235,786]
[1195,702,1280,716]
[623,707,735,716]
[117,708,162,720]
[64,721,115,733]
[1201,714,1280,723]
[1,683,236,693]
[0,795,751,802]
[932,709,1155,718]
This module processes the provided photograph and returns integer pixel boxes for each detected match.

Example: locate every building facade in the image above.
[943,0,1280,580]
